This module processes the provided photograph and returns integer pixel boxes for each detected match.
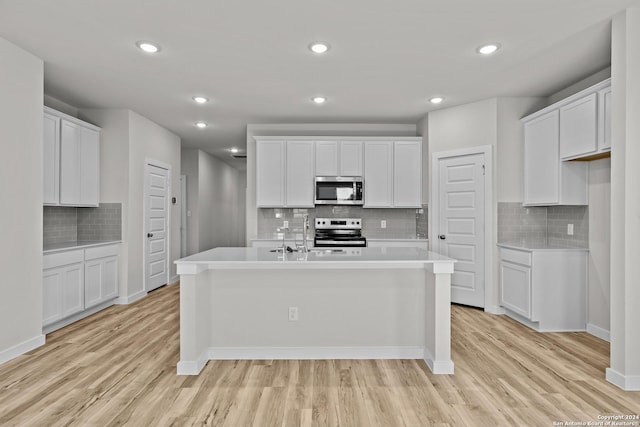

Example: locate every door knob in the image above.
[147,233,154,238]
[438,234,446,240]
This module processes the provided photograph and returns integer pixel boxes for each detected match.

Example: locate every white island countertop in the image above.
[176,246,455,274]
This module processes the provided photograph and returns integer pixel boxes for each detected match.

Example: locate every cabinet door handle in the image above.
[147,233,154,238]
[438,234,446,240]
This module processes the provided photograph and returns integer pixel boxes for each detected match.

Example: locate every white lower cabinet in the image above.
[498,245,587,332]
[43,244,119,331]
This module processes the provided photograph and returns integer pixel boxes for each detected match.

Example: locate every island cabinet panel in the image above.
[393,141,422,207]
[364,141,394,207]
[256,140,285,207]
[285,140,315,207]
[498,246,587,332]
[560,93,598,160]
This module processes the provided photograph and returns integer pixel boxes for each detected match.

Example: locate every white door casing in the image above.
[432,147,491,309]
[180,174,187,258]
[145,162,170,292]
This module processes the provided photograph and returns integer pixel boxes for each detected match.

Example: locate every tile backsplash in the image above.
[257,205,428,240]
[43,203,122,246]
[498,202,588,248]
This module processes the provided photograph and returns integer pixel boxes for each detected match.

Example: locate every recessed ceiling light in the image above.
[230,148,239,153]
[312,96,326,104]
[477,43,501,55]
[136,41,161,53]
[193,96,209,104]
[309,42,330,54]
[429,97,444,104]
[195,121,208,128]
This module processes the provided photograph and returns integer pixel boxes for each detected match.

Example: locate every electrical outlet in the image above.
[288,306,298,321]
[567,224,574,235]
[381,220,387,229]
[283,220,289,229]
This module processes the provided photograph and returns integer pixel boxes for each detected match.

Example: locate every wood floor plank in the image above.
[1,283,639,426]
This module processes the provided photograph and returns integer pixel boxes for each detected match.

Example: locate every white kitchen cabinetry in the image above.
[43,112,60,205]
[498,245,587,331]
[315,141,363,177]
[598,85,612,151]
[84,245,119,309]
[559,93,598,159]
[285,141,315,207]
[42,250,85,326]
[393,141,422,207]
[523,110,587,206]
[43,106,101,207]
[364,141,394,207]
[256,139,314,208]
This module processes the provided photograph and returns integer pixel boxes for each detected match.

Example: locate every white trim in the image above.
[169,275,180,285]
[0,334,45,365]
[586,323,610,342]
[43,298,117,334]
[252,135,421,142]
[143,159,172,292]
[177,346,425,376]
[180,174,187,258]
[114,289,147,305]
[431,145,494,310]
[606,367,640,391]
[484,305,506,315]
[424,348,455,374]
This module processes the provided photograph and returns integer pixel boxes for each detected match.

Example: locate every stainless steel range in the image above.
[314,218,367,247]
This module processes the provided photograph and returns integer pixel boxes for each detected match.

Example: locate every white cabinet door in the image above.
[285,140,315,207]
[256,140,285,207]
[79,127,100,206]
[523,111,560,205]
[85,256,118,308]
[499,260,531,319]
[60,120,82,205]
[42,268,63,326]
[364,141,393,207]
[599,86,612,151]
[61,263,84,318]
[43,261,85,326]
[340,141,363,176]
[393,141,422,207]
[315,141,338,176]
[560,93,597,159]
[43,113,60,205]
[102,256,118,300]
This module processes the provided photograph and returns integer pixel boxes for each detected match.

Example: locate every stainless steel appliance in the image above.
[314,218,367,247]
[314,176,363,205]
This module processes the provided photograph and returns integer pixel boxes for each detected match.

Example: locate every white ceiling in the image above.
[1,0,639,169]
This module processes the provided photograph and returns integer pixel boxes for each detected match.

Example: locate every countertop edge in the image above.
[497,243,589,252]
[44,240,122,254]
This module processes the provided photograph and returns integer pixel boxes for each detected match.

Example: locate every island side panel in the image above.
[177,271,213,375]
[424,262,455,374]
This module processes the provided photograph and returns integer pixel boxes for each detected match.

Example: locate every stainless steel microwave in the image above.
[315,176,363,205]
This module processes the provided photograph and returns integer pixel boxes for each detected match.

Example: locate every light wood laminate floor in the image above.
[1,283,638,426]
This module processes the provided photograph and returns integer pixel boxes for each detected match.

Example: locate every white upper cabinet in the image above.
[314,140,362,176]
[256,139,315,208]
[285,140,315,207]
[393,141,422,207]
[315,141,339,176]
[256,140,285,207]
[598,86,612,151]
[523,110,588,206]
[364,141,394,207]
[43,112,60,205]
[559,93,597,160]
[44,107,100,207]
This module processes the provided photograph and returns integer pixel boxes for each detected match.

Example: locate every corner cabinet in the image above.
[498,245,587,332]
[256,139,314,208]
[43,106,101,207]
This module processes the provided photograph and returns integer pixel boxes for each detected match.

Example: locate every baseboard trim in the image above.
[43,298,117,334]
[177,349,209,375]
[115,290,147,305]
[606,367,640,391]
[208,346,424,360]
[169,275,179,285]
[424,348,454,375]
[484,305,506,315]
[0,334,45,365]
[586,323,610,342]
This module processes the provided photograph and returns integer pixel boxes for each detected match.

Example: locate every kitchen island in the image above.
[175,247,456,376]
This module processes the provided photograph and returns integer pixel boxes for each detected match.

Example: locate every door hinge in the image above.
[482,164,486,176]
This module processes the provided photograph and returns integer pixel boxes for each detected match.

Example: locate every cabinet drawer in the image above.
[85,244,119,261]
[499,248,532,266]
[44,250,84,269]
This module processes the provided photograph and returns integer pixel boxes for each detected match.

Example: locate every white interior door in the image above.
[145,164,169,291]
[436,153,485,308]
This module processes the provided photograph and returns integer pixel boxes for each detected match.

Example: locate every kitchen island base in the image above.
[176,248,455,376]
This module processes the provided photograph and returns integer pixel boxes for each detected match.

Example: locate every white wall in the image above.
[181,149,200,256]
[0,37,45,361]
[246,123,417,243]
